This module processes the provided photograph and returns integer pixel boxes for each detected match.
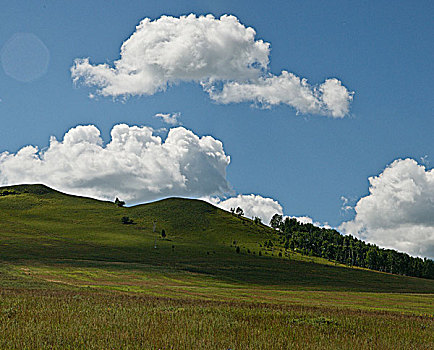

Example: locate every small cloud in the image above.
[153,127,168,134]
[340,196,354,212]
[154,112,182,126]
[420,155,430,166]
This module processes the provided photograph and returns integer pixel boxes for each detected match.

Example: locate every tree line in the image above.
[270,214,434,279]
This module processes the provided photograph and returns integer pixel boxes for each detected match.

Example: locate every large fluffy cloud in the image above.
[340,158,434,259]
[71,14,353,117]
[0,124,231,204]
[72,14,268,96]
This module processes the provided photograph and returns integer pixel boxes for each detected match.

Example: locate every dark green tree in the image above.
[366,247,379,270]
[270,214,283,230]
[115,198,125,207]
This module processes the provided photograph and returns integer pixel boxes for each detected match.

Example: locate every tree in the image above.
[266,209,434,278]
[366,247,379,270]
[161,229,166,238]
[115,197,125,207]
[253,216,262,224]
[235,207,244,217]
[236,246,240,254]
[270,214,283,230]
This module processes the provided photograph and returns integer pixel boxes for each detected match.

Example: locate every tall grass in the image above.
[1,289,433,350]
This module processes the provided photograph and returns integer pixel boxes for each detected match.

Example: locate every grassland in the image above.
[0,184,433,349]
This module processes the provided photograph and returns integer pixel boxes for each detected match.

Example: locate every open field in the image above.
[0,185,433,348]
[1,261,433,350]
[1,288,433,350]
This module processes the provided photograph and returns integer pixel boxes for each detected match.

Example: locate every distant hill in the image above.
[0,184,433,293]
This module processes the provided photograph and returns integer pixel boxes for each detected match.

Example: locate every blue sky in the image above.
[1,1,433,258]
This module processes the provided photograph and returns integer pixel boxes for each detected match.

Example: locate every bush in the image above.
[0,190,17,196]
[121,216,134,224]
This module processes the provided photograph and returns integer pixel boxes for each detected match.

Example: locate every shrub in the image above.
[0,190,17,196]
[121,216,134,224]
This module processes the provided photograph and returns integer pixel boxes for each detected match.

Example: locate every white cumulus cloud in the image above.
[71,14,353,117]
[340,158,434,259]
[0,124,231,204]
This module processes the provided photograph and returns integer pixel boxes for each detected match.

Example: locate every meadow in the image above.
[0,185,433,349]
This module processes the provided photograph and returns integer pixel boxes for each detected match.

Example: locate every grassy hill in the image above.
[0,184,433,349]
[0,183,433,293]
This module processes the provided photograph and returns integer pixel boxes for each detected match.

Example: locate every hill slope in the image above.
[1,184,434,293]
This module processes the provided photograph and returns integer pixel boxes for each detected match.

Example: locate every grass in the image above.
[1,289,433,350]
[0,184,433,348]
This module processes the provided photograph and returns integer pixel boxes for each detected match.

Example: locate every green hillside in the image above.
[1,184,433,349]
[1,184,433,293]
